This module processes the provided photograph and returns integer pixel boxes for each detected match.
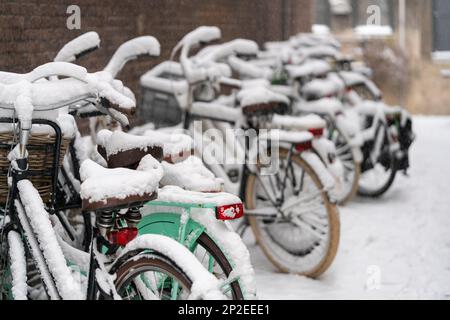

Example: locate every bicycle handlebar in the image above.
[54,32,101,63]
[104,36,161,78]
[173,26,225,84]
[27,62,89,83]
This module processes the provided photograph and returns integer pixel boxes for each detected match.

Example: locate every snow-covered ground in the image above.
[246,116,450,300]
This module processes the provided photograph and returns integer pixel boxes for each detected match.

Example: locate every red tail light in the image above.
[109,227,138,246]
[309,128,324,137]
[216,203,244,220]
[295,140,312,152]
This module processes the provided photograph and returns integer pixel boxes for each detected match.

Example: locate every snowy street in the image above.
[247,116,450,299]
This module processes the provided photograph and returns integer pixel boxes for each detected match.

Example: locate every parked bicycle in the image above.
[46,32,257,299]
[0,61,225,300]
[141,26,341,277]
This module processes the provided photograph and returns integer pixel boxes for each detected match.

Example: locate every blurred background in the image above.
[0,0,448,116]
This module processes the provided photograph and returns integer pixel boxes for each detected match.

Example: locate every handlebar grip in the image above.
[100,97,136,117]
[75,46,100,60]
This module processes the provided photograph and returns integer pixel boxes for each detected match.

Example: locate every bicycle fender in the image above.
[138,211,205,250]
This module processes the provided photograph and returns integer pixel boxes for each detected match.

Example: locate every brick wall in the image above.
[0,0,312,96]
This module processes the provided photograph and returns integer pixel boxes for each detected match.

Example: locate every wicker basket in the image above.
[0,132,71,204]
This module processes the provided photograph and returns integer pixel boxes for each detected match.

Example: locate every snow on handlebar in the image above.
[194,39,259,65]
[0,65,135,126]
[171,26,221,59]
[27,61,88,83]
[54,31,101,63]
[104,36,161,78]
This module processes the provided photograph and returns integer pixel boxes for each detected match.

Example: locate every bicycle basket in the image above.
[138,87,183,129]
[0,121,71,205]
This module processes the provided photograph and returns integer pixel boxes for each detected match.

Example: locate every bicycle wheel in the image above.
[113,252,194,300]
[193,232,244,300]
[0,231,27,300]
[246,149,340,277]
[328,126,361,205]
[358,123,398,197]
[137,211,250,300]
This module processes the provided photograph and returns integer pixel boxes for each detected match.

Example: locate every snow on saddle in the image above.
[237,86,290,116]
[301,73,345,101]
[272,114,326,132]
[96,129,193,168]
[80,155,163,211]
[160,156,224,193]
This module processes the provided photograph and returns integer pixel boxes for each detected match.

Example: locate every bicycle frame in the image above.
[0,117,117,300]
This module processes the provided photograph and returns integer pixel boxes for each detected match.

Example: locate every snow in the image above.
[294,97,344,115]
[189,208,257,299]
[28,62,88,83]
[160,156,224,192]
[191,101,242,123]
[104,36,161,77]
[329,0,351,15]
[285,59,331,79]
[97,129,162,157]
[301,151,336,191]
[177,26,221,51]
[312,25,331,36]
[0,67,135,121]
[80,156,162,203]
[17,180,84,299]
[299,45,341,60]
[156,185,242,208]
[237,87,289,107]
[195,39,259,65]
[301,74,344,98]
[118,234,225,299]
[142,130,193,160]
[54,31,100,63]
[249,116,450,299]
[272,114,326,130]
[354,25,393,38]
[259,129,313,144]
[7,231,28,300]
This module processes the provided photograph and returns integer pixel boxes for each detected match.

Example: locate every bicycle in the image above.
[48,32,257,300]
[143,26,341,277]
[226,47,363,205]
[0,62,224,300]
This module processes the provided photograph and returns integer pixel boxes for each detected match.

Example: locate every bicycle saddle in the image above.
[301,74,344,101]
[237,86,289,116]
[96,129,164,169]
[80,155,162,211]
[272,114,326,131]
[285,59,331,80]
[141,129,194,163]
[97,129,193,168]
[295,98,343,116]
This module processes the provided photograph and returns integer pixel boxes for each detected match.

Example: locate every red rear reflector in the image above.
[309,128,324,137]
[295,140,312,152]
[216,203,244,220]
[109,227,138,246]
